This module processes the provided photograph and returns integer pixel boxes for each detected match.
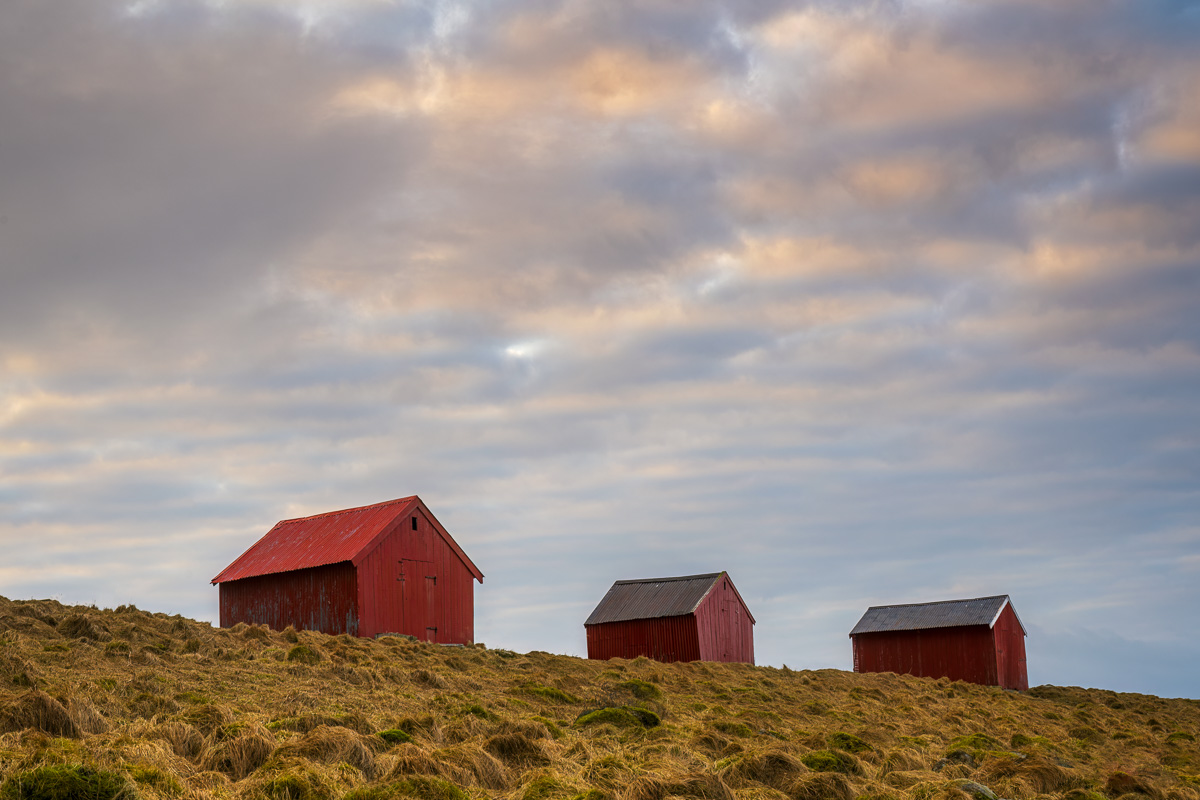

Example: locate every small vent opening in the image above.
[412,516,418,530]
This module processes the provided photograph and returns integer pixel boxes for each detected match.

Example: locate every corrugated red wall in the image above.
[218,506,476,643]
[852,615,1027,689]
[992,604,1029,690]
[694,575,755,663]
[585,615,702,662]
[218,562,359,635]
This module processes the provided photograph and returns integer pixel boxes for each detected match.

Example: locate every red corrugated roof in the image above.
[211,496,483,584]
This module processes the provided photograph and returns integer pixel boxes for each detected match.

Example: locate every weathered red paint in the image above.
[851,604,1028,690]
[585,572,755,664]
[212,496,482,642]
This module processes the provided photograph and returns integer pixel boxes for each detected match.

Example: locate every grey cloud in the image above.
[0,0,424,346]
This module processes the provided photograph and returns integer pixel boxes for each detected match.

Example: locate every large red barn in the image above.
[584,572,755,664]
[211,496,483,642]
[849,595,1028,690]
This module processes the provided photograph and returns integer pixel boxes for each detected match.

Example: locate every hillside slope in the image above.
[0,596,1197,800]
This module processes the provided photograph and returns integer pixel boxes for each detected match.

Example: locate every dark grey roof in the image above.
[849,595,1025,636]
[584,573,725,626]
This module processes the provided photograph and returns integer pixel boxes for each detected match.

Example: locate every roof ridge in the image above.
[279,495,418,525]
[613,572,722,585]
[867,594,1008,610]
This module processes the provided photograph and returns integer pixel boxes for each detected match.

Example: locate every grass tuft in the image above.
[800,750,862,775]
[286,645,321,665]
[379,728,414,745]
[0,690,82,738]
[0,764,136,800]
[519,684,581,704]
[345,776,469,800]
[576,706,659,729]
[830,732,873,753]
[617,679,662,700]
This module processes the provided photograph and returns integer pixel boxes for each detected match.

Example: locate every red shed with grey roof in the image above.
[849,595,1027,690]
[585,572,755,663]
[212,496,482,642]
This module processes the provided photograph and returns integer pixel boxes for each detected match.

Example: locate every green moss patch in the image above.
[286,645,321,665]
[712,720,753,738]
[378,729,414,745]
[458,704,498,721]
[800,750,862,775]
[576,706,659,729]
[532,716,565,739]
[617,679,662,700]
[127,764,183,796]
[0,764,136,800]
[345,776,468,800]
[522,772,578,800]
[830,732,873,753]
[948,734,1002,753]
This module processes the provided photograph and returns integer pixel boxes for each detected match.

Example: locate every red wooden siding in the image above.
[355,505,475,642]
[853,625,997,685]
[694,575,755,663]
[218,562,358,635]
[586,615,702,662]
[992,604,1029,690]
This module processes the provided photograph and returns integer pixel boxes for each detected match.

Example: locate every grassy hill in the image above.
[0,596,1197,800]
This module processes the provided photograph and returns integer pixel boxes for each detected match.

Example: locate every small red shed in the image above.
[849,595,1028,690]
[211,496,483,642]
[584,572,755,664]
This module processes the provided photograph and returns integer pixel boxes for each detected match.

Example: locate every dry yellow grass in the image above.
[0,595,1198,800]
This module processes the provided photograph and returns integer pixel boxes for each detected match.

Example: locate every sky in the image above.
[1,0,1198,698]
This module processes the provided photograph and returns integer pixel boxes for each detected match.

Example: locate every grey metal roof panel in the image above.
[584,573,724,626]
[849,595,1020,636]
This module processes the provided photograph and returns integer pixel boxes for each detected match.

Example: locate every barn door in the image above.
[399,559,433,639]
[424,573,438,643]
[722,596,741,662]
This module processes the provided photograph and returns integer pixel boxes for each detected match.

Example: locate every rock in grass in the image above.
[952,780,1000,800]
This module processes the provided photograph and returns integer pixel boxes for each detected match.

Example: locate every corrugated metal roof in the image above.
[584,573,724,626]
[211,496,483,584]
[849,595,1023,636]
